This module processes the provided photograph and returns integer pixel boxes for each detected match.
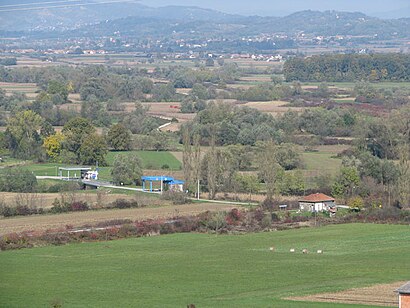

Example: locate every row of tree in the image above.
[284,54,410,82]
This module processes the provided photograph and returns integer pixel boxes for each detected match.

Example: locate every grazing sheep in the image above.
[302,249,309,254]
[269,246,275,251]
[290,248,295,253]
[317,250,323,254]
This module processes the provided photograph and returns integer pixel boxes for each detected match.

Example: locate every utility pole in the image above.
[197,179,200,200]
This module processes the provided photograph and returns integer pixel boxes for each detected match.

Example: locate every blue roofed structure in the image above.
[141,176,185,192]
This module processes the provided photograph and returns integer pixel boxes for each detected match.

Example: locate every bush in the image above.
[0,168,37,192]
[69,201,89,212]
[0,205,16,217]
[108,199,140,209]
[204,212,227,231]
[161,191,190,205]
[50,200,89,213]
[261,215,272,228]
[348,196,365,211]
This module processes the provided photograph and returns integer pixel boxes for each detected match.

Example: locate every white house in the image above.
[299,193,336,212]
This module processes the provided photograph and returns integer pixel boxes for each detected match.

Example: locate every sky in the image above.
[139,0,410,17]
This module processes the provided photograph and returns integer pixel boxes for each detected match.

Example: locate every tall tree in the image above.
[207,128,218,199]
[5,110,44,159]
[111,154,142,185]
[78,133,108,166]
[182,127,193,192]
[107,123,132,151]
[257,141,283,200]
[62,117,95,161]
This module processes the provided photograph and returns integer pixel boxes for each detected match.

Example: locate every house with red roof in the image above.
[299,193,336,213]
[397,281,410,308]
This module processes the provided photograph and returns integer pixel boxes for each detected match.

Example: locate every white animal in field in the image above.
[290,248,295,253]
[317,250,323,254]
[302,249,308,254]
[269,247,275,251]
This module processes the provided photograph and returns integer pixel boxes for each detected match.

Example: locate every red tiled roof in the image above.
[299,193,335,202]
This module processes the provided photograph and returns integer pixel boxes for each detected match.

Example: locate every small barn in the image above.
[397,281,410,308]
[299,193,336,212]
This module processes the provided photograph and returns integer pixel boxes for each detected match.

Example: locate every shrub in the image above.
[0,205,16,217]
[261,215,272,228]
[348,196,365,211]
[0,168,37,192]
[95,219,133,228]
[204,212,227,231]
[161,191,190,205]
[69,201,89,212]
[108,199,140,209]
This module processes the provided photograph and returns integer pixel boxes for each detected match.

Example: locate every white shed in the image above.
[299,193,336,212]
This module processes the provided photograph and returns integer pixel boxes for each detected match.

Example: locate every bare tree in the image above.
[258,141,283,200]
[207,128,218,199]
[182,127,193,192]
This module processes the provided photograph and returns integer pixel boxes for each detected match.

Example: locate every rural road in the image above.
[37,177,258,206]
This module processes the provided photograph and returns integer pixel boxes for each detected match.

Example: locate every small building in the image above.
[141,176,185,193]
[397,281,410,308]
[58,167,92,180]
[299,193,336,212]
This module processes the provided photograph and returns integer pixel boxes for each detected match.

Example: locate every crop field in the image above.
[0,82,39,99]
[1,223,409,307]
[301,151,342,176]
[241,100,304,116]
[0,202,237,235]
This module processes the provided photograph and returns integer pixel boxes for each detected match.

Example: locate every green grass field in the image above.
[106,150,182,170]
[18,151,181,181]
[301,152,342,175]
[1,223,409,307]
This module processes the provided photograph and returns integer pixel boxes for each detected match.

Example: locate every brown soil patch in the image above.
[240,101,304,116]
[170,151,183,162]
[287,281,404,307]
[122,102,193,124]
[176,88,191,95]
[0,203,239,235]
[239,76,272,82]
[58,103,81,112]
[160,122,181,132]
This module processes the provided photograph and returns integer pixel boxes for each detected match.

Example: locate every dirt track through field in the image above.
[287,281,404,307]
[0,203,239,235]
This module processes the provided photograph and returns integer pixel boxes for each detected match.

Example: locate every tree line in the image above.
[283,53,410,82]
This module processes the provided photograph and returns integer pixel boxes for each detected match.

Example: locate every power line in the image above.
[0,0,81,8]
[0,0,140,12]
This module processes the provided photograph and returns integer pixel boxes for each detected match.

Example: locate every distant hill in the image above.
[1,2,409,40]
[0,2,238,31]
[75,9,410,40]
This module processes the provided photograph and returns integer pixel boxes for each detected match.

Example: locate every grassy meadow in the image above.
[8,150,182,182]
[0,223,409,307]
